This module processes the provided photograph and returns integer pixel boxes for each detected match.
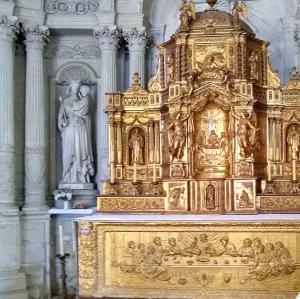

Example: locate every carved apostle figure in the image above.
[129,128,145,165]
[219,132,229,157]
[166,110,191,162]
[287,125,300,161]
[231,108,260,159]
[58,81,94,184]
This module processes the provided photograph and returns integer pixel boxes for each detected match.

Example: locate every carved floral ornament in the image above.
[45,0,99,15]
[0,15,19,38]
[93,26,121,48]
[123,27,152,47]
[22,24,50,47]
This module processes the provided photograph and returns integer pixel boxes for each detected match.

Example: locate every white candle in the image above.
[59,225,64,255]
[267,160,272,181]
[133,162,137,183]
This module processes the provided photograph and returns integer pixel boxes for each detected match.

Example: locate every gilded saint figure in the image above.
[166,110,191,162]
[167,53,175,82]
[239,190,252,208]
[205,184,216,210]
[207,130,219,148]
[231,108,260,159]
[219,132,229,157]
[287,125,300,161]
[180,0,196,30]
[129,128,145,165]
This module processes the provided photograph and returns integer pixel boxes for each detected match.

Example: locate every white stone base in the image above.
[0,269,28,299]
[58,183,94,190]
[21,210,50,299]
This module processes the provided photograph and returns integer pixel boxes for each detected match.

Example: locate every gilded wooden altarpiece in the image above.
[78,0,300,298]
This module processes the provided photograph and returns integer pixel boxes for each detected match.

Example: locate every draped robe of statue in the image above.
[58,82,94,185]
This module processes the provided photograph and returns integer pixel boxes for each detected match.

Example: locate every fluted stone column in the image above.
[124,27,149,87]
[94,26,120,186]
[0,15,28,299]
[23,24,49,211]
[21,24,51,299]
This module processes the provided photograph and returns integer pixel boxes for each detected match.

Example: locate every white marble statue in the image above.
[58,80,94,185]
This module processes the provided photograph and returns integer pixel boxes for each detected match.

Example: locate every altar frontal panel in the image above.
[78,221,300,299]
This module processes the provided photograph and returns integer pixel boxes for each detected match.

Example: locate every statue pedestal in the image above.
[54,189,98,209]
[76,214,300,299]
[58,183,95,190]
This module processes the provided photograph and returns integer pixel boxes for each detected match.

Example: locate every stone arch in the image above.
[55,61,98,84]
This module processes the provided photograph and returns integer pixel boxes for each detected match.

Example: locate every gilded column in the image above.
[0,15,28,299]
[94,26,120,184]
[116,117,122,165]
[23,24,49,210]
[149,120,154,164]
[124,27,149,87]
[240,34,247,80]
[154,121,160,163]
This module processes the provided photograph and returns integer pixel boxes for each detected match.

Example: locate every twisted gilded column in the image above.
[124,27,149,87]
[23,24,49,210]
[0,15,28,299]
[94,26,120,185]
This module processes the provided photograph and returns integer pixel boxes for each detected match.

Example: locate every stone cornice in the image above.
[23,24,50,50]
[0,15,19,42]
[93,25,121,50]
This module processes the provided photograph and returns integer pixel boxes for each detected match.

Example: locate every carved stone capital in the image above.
[23,24,50,50]
[123,27,151,49]
[0,15,19,42]
[93,26,120,51]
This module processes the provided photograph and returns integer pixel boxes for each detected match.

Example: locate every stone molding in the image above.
[93,25,121,50]
[45,0,99,15]
[52,44,101,58]
[23,24,50,50]
[0,15,19,41]
[123,27,151,49]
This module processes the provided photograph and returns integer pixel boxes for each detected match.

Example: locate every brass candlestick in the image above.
[56,253,70,299]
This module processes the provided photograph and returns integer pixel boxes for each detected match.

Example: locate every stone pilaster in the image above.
[21,24,51,299]
[124,27,150,87]
[23,24,49,211]
[94,26,120,185]
[0,15,28,299]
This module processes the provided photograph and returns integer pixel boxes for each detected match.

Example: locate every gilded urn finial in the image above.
[206,0,218,8]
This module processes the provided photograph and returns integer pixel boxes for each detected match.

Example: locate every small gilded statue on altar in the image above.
[180,0,196,30]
